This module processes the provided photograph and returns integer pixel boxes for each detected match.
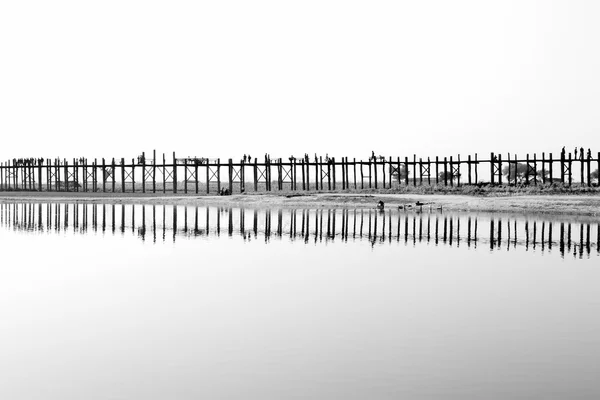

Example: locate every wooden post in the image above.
[131,158,135,193]
[475,153,478,183]
[568,153,572,186]
[301,159,305,190]
[443,157,448,186]
[405,157,409,185]
[161,153,166,193]
[413,155,417,186]
[341,157,345,190]
[533,153,537,185]
[497,154,502,185]
[541,153,546,184]
[293,159,297,191]
[580,151,585,186]
[368,159,372,188]
[449,156,454,187]
[373,158,378,189]
[37,160,42,191]
[490,152,495,185]
[228,159,233,193]
[549,153,553,183]
[184,159,188,194]
[121,157,126,192]
[327,158,332,191]
[435,156,439,185]
[306,159,310,191]
[102,158,106,193]
[525,154,530,185]
[195,159,199,194]
[316,157,320,191]
[153,150,157,194]
[468,155,472,185]
[597,152,600,187]
[253,158,258,192]
[217,158,221,193]
[142,152,146,193]
[419,158,423,185]
[354,158,357,189]
[382,158,386,189]
[587,152,592,187]
[457,155,461,187]
[560,151,565,184]
[172,152,177,194]
[427,157,432,185]
[360,161,364,189]
[111,158,116,192]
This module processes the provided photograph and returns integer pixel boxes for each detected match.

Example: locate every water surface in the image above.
[1,202,599,399]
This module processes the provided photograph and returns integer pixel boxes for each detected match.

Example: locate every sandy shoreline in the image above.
[1,191,600,217]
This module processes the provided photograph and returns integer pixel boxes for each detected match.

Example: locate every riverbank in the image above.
[1,191,600,217]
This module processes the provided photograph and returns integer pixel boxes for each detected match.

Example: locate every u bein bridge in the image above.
[1,149,599,193]
[2,203,598,259]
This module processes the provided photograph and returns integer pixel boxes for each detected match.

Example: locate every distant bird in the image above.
[376,200,384,210]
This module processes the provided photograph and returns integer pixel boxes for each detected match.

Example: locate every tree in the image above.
[502,163,540,183]
[391,164,409,182]
[437,171,460,183]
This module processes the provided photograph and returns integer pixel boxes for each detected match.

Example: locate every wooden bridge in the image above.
[1,150,599,193]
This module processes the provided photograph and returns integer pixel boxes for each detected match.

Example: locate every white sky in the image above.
[1,0,599,162]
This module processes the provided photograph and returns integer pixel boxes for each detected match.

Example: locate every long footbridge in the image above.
[1,149,599,193]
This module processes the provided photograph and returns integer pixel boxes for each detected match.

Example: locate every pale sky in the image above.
[1,0,599,162]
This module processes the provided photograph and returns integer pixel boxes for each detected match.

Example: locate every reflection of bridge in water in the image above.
[1,202,599,259]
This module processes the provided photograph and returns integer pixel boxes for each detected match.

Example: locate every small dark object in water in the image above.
[376,200,384,210]
[416,201,425,206]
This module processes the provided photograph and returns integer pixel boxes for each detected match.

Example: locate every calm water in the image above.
[1,202,600,400]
